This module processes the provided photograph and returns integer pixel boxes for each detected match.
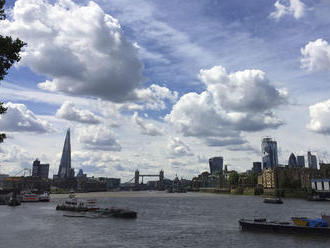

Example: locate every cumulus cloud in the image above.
[301,39,330,71]
[77,125,121,151]
[270,0,306,20]
[166,65,286,146]
[0,144,34,163]
[132,112,163,136]
[134,84,178,110]
[307,99,330,135]
[56,101,101,124]
[72,151,120,168]
[167,137,193,157]
[0,0,143,102]
[0,102,51,133]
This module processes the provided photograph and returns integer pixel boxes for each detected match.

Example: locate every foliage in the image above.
[0,0,25,143]
[228,171,239,186]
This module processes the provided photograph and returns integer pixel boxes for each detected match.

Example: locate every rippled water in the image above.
[1,191,330,248]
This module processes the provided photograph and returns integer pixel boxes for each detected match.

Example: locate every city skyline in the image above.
[1,0,330,181]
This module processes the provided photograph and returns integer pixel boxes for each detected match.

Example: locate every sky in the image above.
[1,0,330,181]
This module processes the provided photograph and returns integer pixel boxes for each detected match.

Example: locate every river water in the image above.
[1,191,330,248]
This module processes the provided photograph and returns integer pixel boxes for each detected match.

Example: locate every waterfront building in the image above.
[98,177,121,190]
[297,156,305,168]
[288,153,297,168]
[57,129,73,178]
[209,157,223,174]
[32,159,49,179]
[261,137,278,169]
[307,151,317,169]
[252,162,262,173]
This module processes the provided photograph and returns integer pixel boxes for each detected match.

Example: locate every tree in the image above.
[0,0,25,143]
[228,171,239,186]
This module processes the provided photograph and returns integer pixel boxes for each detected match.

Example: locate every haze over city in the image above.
[1,0,330,181]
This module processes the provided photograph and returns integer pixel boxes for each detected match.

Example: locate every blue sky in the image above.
[1,0,330,180]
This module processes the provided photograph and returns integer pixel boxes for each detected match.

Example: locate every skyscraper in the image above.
[261,137,278,169]
[307,151,317,169]
[32,159,49,179]
[288,153,297,168]
[57,129,72,178]
[297,156,305,168]
[252,162,262,173]
[209,157,223,174]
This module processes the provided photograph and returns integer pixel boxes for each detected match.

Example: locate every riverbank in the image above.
[199,187,310,199]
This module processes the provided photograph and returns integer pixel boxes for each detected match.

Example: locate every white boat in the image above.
[39,192,50,202]
[21,192,39,202]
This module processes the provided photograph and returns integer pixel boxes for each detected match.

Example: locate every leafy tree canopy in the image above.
[0,0,25,143]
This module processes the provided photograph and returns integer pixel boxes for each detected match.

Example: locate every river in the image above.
[1,191,330,248]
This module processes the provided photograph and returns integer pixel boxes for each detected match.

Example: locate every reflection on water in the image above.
[1,192,330,248]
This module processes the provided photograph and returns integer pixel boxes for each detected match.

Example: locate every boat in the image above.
[263,197,283,204]
[39,192,50,202]
[21,192,39,202]
[63,208,138,219]
[56,193,99,212]
[239,218,330,235]
[292,217,308,226]
[96,208,137,219]
[7,196,21,206]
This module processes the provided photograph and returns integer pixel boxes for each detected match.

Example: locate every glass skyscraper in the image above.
[261,137,278,169]
[57,129,72,178]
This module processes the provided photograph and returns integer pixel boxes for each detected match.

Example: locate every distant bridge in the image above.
[123,170,165,190]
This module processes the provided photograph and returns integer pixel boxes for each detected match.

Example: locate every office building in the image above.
[57,129,73,178]
[32,159,49,179]
[288,153,297,168]
[308,151,318,169]
[209,157,223,174]
[297,156,305,168]
[262,137,278,169]
[252,162,262,173]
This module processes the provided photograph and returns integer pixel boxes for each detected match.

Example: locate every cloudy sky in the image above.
[1,0,330,181]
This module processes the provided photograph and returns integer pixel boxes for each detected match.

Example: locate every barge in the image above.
[239,218,330,235]
[263,198,283,204]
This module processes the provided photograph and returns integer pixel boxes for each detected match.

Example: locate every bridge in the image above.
[123,170,165,190]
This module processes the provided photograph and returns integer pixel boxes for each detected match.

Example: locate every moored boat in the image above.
[239,218,330,235]
[21,192,39,202]
[7,196,21,206]
[39,192,50,202]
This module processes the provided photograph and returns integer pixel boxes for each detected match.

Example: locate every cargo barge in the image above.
[239,219,330,235]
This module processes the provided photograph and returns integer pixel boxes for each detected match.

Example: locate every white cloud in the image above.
[56,101,101,124]
[270,0,306,20]
[307,99,330,135]
[135,84,178,110]
[0,102,52,133]
[132,112,163,136]
[301,39,330,71]
[166,65,286,146]
[77,125,121,151]
[167,137,193,157]
[0,0,143,102]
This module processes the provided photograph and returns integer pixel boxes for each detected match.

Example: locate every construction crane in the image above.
[14,168,31,177]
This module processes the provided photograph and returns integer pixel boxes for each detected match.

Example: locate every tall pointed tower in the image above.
[58,128,71,178]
